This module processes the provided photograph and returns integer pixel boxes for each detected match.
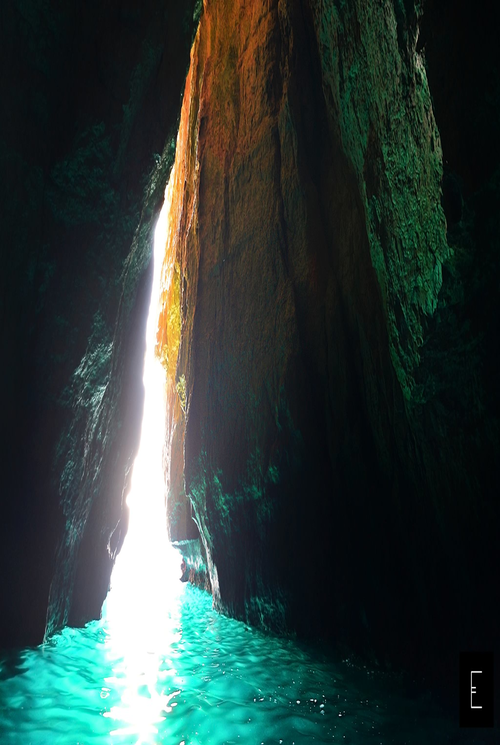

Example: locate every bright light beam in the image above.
[104,198,182,648]
[100,188,185,743]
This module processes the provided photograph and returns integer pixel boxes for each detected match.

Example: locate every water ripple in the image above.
[0,585,489,744]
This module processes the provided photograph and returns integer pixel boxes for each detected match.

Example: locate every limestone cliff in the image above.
[158,0,499,688]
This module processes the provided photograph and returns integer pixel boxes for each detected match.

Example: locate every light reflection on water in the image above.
[0,581,486,745]
[100,542,185,743]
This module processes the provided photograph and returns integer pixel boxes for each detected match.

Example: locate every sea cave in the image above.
[0,0,499,742]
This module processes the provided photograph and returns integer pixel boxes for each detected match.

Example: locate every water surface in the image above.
[0,583,488,744]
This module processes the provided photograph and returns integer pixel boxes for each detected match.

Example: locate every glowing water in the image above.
[0,584,478,744]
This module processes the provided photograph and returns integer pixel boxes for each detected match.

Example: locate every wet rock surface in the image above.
[174,538,211,591]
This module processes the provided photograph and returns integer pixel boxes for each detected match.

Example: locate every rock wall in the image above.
[0,0,197,647]
[158,0,499,690]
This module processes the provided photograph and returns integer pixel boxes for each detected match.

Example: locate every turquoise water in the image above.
[0,584,486,744]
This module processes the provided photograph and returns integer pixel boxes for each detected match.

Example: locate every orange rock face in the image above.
[156,0,498,688]
[155,31,204,542]
[158,0,400,634]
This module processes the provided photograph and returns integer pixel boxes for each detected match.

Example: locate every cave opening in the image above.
[103,190,183,649]
[90,187,190,740]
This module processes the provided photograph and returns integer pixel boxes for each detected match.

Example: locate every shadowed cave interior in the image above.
[0,0,499,740]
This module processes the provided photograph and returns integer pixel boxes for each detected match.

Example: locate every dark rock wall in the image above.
[159,0,499,691]
[0,0,196,647]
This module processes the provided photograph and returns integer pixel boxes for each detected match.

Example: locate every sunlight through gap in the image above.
[99,179,185,741]
[103,194,183,649]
